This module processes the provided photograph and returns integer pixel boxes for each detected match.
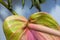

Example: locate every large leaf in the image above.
[29,12,59,30]
[3,15,28,40]
[29,12,60,40]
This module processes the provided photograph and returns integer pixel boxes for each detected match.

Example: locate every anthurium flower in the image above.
[3,12,60,40]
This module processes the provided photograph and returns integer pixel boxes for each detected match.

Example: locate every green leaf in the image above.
[22,0,25,8]
[30,0,41,11]
[29,12,59,30]
[7,0,12,10]
[3,15,27,40]
[34,0,41,11]
[0,0,2,2]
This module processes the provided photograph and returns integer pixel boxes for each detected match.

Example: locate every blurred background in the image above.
[0,0,60,40]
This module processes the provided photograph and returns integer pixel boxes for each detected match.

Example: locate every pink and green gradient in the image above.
[3,12,60,40]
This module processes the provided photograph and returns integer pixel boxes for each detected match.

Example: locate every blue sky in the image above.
[0,0,60,40]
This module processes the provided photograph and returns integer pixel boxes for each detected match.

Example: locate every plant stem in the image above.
[0,0,18,15]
